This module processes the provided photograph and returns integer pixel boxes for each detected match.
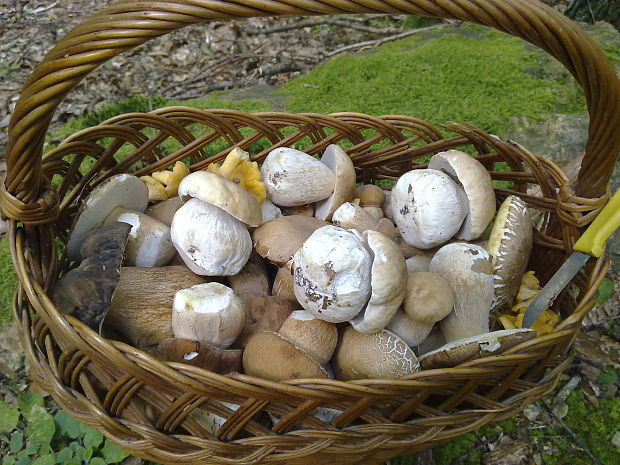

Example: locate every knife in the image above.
[523,189,620,328]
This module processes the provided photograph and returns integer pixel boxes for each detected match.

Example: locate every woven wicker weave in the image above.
[2,1,619,464]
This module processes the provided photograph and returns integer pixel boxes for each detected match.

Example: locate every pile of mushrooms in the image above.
[53,143,538,382]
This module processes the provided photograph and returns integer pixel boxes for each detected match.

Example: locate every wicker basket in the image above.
[2,1,619,464]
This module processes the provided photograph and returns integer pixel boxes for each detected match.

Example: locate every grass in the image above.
[0,239,17,323]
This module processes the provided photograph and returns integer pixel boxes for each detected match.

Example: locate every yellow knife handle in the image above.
[573,190,620,257]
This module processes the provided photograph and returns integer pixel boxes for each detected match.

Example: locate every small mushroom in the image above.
[272,265,299,307]
[152,338,242,374]
[261,147,336,206]
[332,202,397,241]
[178,170,262,227]
[355,184,385,208]
[428,150,496,240]
[236,295,295,348]
[349,230,407,334]
[419,329,536,369]
[333,327,420,380]
[227,252,271,297]
[252,215,328,266]
[383,190,394,222]
[53,222,131,331]
[487,195,533,312]
[171,198,252,276]
[391,169,468,249]
[405,254,433,273]
[243,331,329,381]
[66,174,148,260]
[281,204,315,217]
[386,271,454,346]
[279,310,338,365]
[315,144,356,221]
[293,225,372,323]
[173,282,245,349]
[145,196,184,226]
[104,266,208,350]
[106,207,176,267]
[429,243,494,343]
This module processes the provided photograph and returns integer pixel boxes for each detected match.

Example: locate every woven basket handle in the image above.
[3,0,620,224]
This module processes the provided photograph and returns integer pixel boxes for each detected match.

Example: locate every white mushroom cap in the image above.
[349,230,407,334]
[428,150,496,240]
[315,144,356,221]
[178,170,262,227]
[66,174,148,260]
[261,147,336,207]
[405,254,433,273]
[429,243,494,343]
[106,208,176,267]
[487,195,533,312]
[171,198,252,276]
[292,225,372,323]
[386,308,434,347]
[333,327,420,380]
[391,169,468,249]
[278,310,338,365]
[172,282,245,349]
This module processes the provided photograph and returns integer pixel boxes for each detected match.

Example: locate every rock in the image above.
[483,438,532,465]
[612,431,620,449]
[0,322,27,381]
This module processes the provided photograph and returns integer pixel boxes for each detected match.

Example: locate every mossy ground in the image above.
[2,20,619,465]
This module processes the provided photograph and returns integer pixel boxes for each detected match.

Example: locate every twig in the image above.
[324,22,452,58]
[246,19,332,35]
[324,18,401,35]
[260,61,303,82]
[540,399,602,465]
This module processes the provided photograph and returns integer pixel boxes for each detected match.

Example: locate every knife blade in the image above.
[523,189,620,328]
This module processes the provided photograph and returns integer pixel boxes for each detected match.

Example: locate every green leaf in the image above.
[597,369,618,385]
[101,441,130,463]
[26,404,55,447]
[15,457,30,465]
[0,399,21,433]
[17,393,44,420]
[55,447,73,463]
[69,441,80,451]
[83,426,104,449]
[9,431,24,453]
[73,446,87,462]
[38,446,52,456]
[2,457,16,465]
[596,279,614,305]
[53,411,81,439]
[89,458,106,465]
[83,447,93,461]
[24,443,39,456]
[31,456,56,465]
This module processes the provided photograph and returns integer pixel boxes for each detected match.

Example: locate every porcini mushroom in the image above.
[429,243,494,343]
[178,170,262,227]
[243,331,329,381]
[272,264,299,307]
[487,195,533,312]
[419,329,536,369]
[333,327,420,380]
[236,296,295,348]
[145,196,184,226]
[315,144,356,221]
[53,222,131,331]
[171,198,252,276]
[104,266,207,350]
[261,199,283,223]
[293,225,372,323]
[66,174,148,260]
[349,230,407,334]
[386,309,434,347]
[173,282,245,349]
[252,215,328,266]
[261,147,336,206]
[391,169,468,249]
[106,207,176,267]
[152,338,242,374]
[428,150,496,240]
[227,252,271,297]
[279,310,338,365]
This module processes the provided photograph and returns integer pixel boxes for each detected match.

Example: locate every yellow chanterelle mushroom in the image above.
[141,161,190,202]
[207,148,267,203]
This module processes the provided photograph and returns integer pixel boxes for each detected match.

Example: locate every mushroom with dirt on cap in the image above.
[314,144,356,221]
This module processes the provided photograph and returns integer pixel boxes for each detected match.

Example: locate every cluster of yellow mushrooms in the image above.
[53,144,557,385]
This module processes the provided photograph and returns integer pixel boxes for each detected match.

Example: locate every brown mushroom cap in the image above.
[243,331,329,381]
[355,185,385,207]
[333,327,420,380]
[487,195,533,313]
[227,252,271,297]
[272,264,299,307]
[152,338,243,374]
[403,272,454,324]
[281,204,315,217]
[419,329,536,369]
[252,215,328,266]
[236,295,295,348]
[279,310,338,365]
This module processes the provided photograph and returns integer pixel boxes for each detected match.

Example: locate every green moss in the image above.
[281,25,586,136]
[0,238,17,323]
